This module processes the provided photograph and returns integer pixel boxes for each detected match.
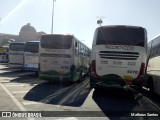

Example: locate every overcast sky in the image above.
[0,0,160,48]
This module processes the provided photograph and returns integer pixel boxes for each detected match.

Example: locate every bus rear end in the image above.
[39,34,74,81]
[24,41,39,72]
[90,25,147,90]
[8,42,25,69]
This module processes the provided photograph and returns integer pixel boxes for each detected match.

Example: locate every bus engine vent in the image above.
[99,51,139,60]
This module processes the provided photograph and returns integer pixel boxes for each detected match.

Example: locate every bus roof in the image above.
[41,34,74,37]
[150,34,160,41]
[97,25,145,29]
[26,41,40,43]
[9,42,26,44]
[41,34,90,49]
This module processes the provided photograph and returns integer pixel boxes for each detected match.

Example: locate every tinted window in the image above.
[150,36,160,57]
[9,43,25,51]
[25,42,39,53]
[147,41,153,57]
[96,26,145,46]
[41,35,73,49]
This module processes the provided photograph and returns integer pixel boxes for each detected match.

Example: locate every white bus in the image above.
[24,41,39,72]
[39,34,91,82]
[8,42,25,69]
[90,25,147,90]
[143,35,160,95]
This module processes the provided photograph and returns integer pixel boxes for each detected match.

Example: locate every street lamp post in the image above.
[51,0,55,34]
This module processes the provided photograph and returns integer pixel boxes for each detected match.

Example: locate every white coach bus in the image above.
[8,42,25,69]
[90,25,147,90]
[24,41,39,72]
[143,35,160,95]
[39,34,91,82]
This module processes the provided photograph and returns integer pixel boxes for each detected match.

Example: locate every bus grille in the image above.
[99,51,139,60]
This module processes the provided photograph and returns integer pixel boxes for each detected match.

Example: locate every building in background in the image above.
[0,23,46,46]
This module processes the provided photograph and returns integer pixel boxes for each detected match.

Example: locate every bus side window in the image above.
[75,40,78,55]
[151,47,157,57]
[157,47,160,55]
[79,43,82,55]
[78,42,80,55]
[81,44,83,55]
[82,44,85,55]
[85,47,87,56]
[87,48,90,56]
[156,43,160,55]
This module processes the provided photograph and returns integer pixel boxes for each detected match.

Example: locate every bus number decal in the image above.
[45,49,65,54]
[105,45,134,50]
[127,70,138,74]
[61,66,69,69]
[101,60,108,64]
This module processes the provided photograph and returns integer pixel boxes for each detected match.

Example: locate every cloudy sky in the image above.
[0,0,160,48]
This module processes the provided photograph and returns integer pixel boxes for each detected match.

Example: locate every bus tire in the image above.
[147,77,154,93]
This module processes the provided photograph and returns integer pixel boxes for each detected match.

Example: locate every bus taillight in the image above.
[91,60,98,77]
[136,63,145,83]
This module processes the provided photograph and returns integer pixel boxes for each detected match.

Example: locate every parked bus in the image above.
[0,46,8,63]
[143,35,160,95]
[24,41,39,72]
[90,25,147,90]
[39,34,91,82]
[8,42,25,69]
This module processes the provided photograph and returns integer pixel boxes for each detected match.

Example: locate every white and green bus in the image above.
[24,41,39,72]
[90,25,147,90]
[39,34,91,82]
[8,42,25,69]
[143,35,160,95]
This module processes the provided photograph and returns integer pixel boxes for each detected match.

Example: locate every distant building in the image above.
[16,23,46,42]
[0,23,46,46]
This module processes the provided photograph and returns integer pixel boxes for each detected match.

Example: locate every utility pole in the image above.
[96,16,105,26]
[51,0,56,34]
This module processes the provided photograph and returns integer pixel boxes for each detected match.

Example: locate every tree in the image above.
[0,39,15,47]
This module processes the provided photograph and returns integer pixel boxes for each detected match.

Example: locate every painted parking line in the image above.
[12,91,29,94]
[22,101,43,106]
[5,84,25,87]
[56,117,78,120]
[0,81,10,83]
[0,83,35,120]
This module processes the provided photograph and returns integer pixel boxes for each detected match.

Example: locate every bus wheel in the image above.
[148,77,154,92]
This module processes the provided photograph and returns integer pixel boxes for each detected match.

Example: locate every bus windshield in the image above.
[25,42,39,53]
[9,43,25,51]
[96,26,145,46]
[41,35,73,49]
